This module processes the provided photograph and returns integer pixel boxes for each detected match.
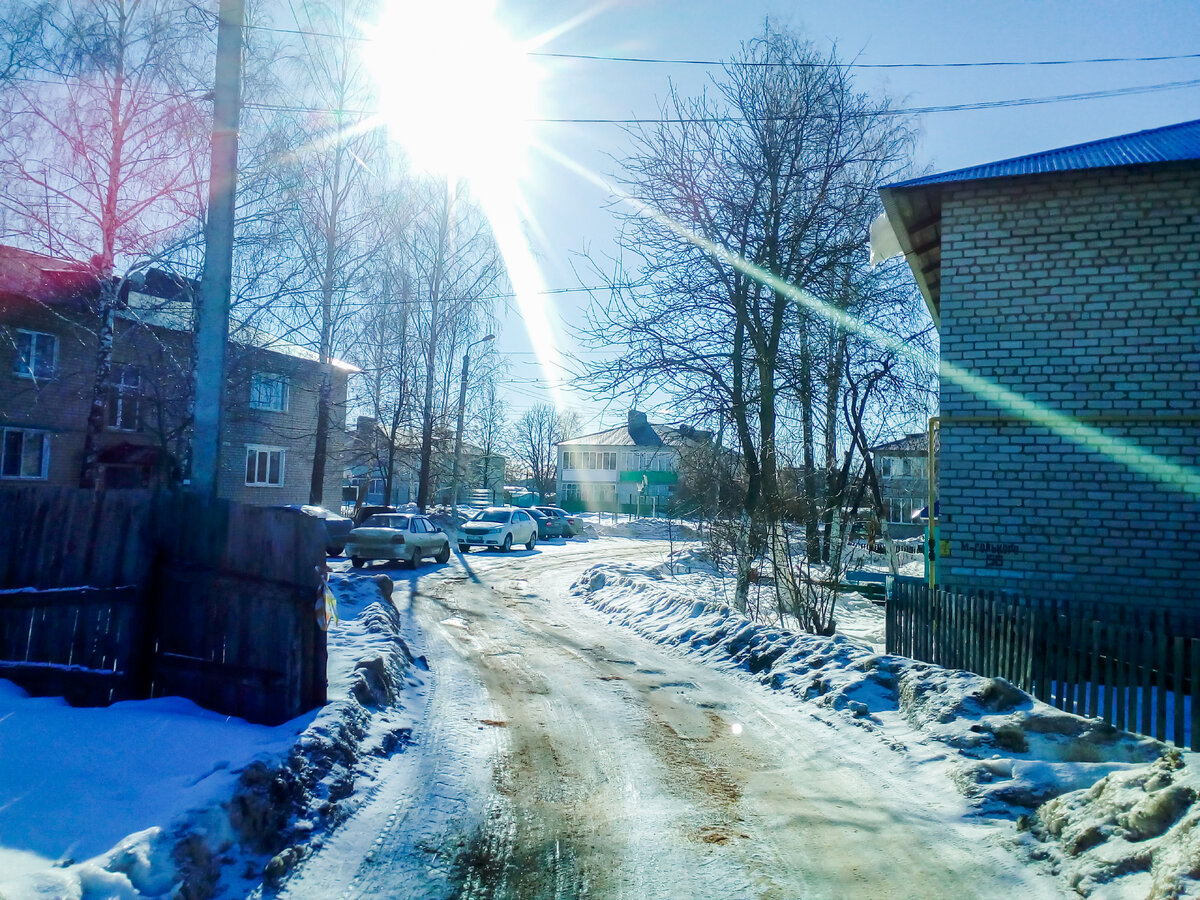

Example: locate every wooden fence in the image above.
[0,487,326,725]
[887,581,1200,750]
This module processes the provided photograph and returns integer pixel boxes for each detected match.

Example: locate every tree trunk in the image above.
[79,277,118,488]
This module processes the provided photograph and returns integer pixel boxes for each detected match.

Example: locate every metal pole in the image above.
[449,334,493,525]
[192,0,244,495]
[449,350,470,524]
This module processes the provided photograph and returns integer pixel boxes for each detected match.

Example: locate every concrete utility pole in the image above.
[192,0,245,495]
[450,334,494,525]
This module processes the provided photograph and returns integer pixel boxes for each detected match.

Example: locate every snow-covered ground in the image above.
[4,527,1198,898]
[0,572,423,899]
[575,547,1200,899]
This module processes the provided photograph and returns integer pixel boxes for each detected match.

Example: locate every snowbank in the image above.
[573,559,1198,898]
[0,573,422,900]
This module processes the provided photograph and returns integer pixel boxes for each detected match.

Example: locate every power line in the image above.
[239,24,1200,70]
[242,76,1200,122]
[530,49,1200,69]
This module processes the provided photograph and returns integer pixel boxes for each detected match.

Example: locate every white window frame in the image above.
[249,372,290,412]
[12,329,57,380]
[245,444,285,487]
[105,364,142,432]
[0,427,50,479]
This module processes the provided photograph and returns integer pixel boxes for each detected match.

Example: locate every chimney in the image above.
[356,415,377,435]
[628,409,648,430]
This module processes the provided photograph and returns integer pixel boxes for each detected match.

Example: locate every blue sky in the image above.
[484,0,1200,428]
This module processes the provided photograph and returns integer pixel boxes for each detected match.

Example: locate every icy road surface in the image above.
[279,538,1061,900]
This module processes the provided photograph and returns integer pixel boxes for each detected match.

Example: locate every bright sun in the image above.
[366,0,538,184]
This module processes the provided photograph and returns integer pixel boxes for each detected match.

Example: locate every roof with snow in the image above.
[869,433,929,455]
[877,118,1200,324]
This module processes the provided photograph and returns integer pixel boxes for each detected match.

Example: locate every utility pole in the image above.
[192,0,245,495]
[449,334,494,525]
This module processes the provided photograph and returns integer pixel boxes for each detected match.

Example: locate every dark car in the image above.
[353,505,399,527]
[528,507,566,539]
[536,506,583,537]
[278,505,354,556]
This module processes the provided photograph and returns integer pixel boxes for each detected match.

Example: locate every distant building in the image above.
[868,432,931,538]
[877,118,1200,604]
[556,410,711,513]
[343,416,505,509]
[0,245,351,505]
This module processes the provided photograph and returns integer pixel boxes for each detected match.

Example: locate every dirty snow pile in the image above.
[582,514,702,542]
[573,558,1200,899]
[0,573,422,900]
[643,546,886,649]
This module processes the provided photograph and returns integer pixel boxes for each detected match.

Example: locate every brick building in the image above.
[0,246,349,506]
[877,119,1200,605]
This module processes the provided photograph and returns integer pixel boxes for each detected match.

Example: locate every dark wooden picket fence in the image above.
[0,486,327,725]
[887,581,1200,750]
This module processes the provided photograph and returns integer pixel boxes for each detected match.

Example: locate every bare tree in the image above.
[509,404,560,500]
[407,177,504,510]
[581,24,922,625]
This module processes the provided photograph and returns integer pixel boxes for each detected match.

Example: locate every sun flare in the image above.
[366,0,538,183]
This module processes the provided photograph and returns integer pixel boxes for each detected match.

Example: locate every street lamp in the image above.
[450,333,495,527]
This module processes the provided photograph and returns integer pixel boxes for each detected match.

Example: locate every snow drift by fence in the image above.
[888,580,1200,750]
[0,487,327,725]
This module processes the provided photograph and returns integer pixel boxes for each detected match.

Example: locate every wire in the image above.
[242,76,1200,122]
[239,24,1200,70]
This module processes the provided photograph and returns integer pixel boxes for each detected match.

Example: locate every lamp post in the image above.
[450,333,494,526]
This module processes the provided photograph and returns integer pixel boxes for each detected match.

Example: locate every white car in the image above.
[457,506,538,552]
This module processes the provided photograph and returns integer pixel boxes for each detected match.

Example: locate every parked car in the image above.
[528,507,566,539]
[277,505,354,556]
[457,506,538,552]
[536,506,583,537]
[345,513,451,569]
[353,505,399,526]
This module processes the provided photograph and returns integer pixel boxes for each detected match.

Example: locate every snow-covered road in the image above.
[278,537,1062,900]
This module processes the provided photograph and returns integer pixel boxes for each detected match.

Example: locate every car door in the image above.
[412,517,435,555]
[513,510,532,542]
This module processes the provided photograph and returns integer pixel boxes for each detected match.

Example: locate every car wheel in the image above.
[525,531,536,551]
[501,533,513,552]
[408,548,420,569]
[329,545,345,556]
[351,557,364,569]
[435,542,450,564]
[458,543,468,553]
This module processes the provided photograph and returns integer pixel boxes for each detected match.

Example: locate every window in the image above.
[13,330,57,380]
[878,458,894,478]
[1,428,49,479]
[563,483,580,501]
[105,365,142,431]
[250,372,289,412]
[245,445,284,486]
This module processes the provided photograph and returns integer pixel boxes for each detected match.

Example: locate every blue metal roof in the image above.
[888,118,1200,189]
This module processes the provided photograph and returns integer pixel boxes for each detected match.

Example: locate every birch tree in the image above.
[0,0,209,486]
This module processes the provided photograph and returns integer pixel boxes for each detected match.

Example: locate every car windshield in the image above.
[473,510,511,523]
[363,515,409,529]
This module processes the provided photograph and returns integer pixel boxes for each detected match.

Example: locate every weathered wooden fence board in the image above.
[887,580,1198,750]
[0,487,326,725]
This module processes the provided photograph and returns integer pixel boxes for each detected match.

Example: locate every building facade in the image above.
[557,410,709,513]
[868,432,931,538]
[878,119,1200,606]
[0,246,348,506]
[343,416,506,510]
